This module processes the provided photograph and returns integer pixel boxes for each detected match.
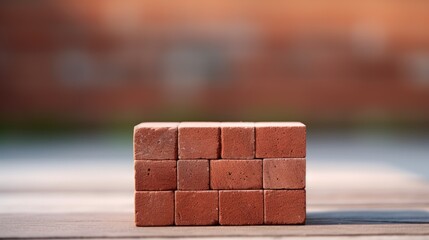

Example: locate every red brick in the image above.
[264,190,306,224]
[255,122,306,158]
[135,160,176,191]
[263,158,306,189]
[219,190,263,225]
[135,191,174,226]
[178,122,220,159]
[210,160,262,189]
[221,122,255,159]
[175,191,219,225]
[134,122,178,160]
[177,160,209,190]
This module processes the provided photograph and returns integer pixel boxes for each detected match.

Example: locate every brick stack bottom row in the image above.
[134,122,306,226]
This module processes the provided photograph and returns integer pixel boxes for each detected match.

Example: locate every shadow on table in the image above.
[307,210,429,225]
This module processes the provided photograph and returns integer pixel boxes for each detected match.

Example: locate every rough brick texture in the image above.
[177,160,209,190]
[135,191,174,226]
[255,122,306,158]
[134,122,178,160]
[221,122,255,159]
[134,121,307,226]
[135,160,177,191]
[219,190,263,225]
[178,122,220,159]
[264,190,306,224]
[210,160,262,189]
[263,158,306,189]
[175,191,219,225]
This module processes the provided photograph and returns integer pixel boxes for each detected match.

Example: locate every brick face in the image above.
[175,191,219,225]
[134,122,307,226]
[210,160,262,190]
[178,122,220,159]
[255,122,306,158]
[264,190,306,224]
[263,158,306,189]
[135,191,174,226]
[134,122,178,160]
[221,122,255,159]
[135,160,177,191]
[177,160,210,190]
[219,190,263,225]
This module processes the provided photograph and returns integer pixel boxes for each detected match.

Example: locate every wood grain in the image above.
[0,212,429,239]
[1,135,429,239]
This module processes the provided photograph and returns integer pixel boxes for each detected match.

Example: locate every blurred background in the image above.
[0,0,429,214]
[1,0,429,131]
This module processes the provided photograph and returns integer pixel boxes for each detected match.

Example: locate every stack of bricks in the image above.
[134,122,306,226]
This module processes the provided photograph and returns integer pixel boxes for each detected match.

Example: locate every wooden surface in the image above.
[1,134,429,239]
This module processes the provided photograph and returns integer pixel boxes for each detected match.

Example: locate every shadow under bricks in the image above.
[306,210,429,225]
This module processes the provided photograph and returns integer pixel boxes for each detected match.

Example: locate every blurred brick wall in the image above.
[1,0,429,125]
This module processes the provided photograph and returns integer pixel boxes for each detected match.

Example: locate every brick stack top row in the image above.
[134,122,306,160]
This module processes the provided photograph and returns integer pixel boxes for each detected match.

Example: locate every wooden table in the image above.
[1,134,428,239]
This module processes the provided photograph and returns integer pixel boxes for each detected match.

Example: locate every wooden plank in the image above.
[0,212,428,239]
[73,237,429,240]
[1,137,428,239]
[74,237,429,240]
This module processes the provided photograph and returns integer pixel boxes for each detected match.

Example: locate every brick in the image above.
[263,158,306,189]
[177,160,209,190]
[210,160,262,189]
[264,190,306,224]
[135,160,176,191]
[219,190,263,225]
[178,122,220,159]
[255,122,306,158]
[175,191,219,225]
[134,122,178,160]
[221,122,255,159]
[135,191,174,226]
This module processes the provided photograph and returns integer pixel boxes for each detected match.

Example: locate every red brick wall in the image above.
[1,1,429,124]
